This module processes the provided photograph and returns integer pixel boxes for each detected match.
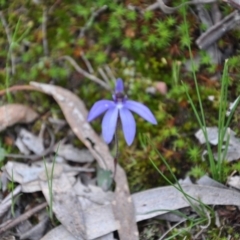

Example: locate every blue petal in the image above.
[124,100,157,124]
[88,100,115,122]
[119,107,136,146]
[115,78,124,93]
[102,107,118,144]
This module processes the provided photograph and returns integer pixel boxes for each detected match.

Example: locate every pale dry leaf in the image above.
[19,216,49,240]
[54,143,94,163]
[0,170,9,192]
[133,185,240,222]
[40,225,77,240]
[21,180,41,193]
[30,82,138,240]
[3,160,93,193]
[226,96,240,116]
[15,137,31,155]
[40,184,240,239]
[195,127,240,161]
[4,161,45,183]
[195,127,235,145]
[4,161,62,187]
[0,104,38,132]
[40,225,115,240]
[227,176,240,189]
[73,180,114,205]
[19,128,44,155]
[40,173,86,239]
[197,175,227,189]
[0,236,16,240]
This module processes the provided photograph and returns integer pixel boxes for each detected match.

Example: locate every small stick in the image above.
[0,202,48,234]
[0,85,37,97]
[81,53,94,74]
[59,55,110,90]
[113,122,120,180]
[98,67,110,84]
[78,5,108,38]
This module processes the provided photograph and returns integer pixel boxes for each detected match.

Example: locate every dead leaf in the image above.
[195,127,240,161]
[40,173,87,239]
[19,128,44,155]
[30,82,138,240]
[227,176,240,189]
[20,216,49,240]
[15,137,31,155]
[197,175,227,189]
[2,160,94,193]
[0,104,38,132]
[54,143,94,163]
[40,225,115,240]
[73,180,114,206]
[134,184,240,221]
[39,183,240,239]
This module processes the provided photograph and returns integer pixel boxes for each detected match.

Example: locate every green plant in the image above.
[43,146,58,221]
[141,134,214,239]
[181,6,240,182]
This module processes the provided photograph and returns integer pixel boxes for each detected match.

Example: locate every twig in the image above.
[146,0,217,13]
[78,5,108,38]
[196,10,240,49]
[0,202,48,234]
[49,0,61,14]
[0,85,37,96]
[98,67,110,84]
[59,55,111,90]
[145,2,160,11]
[0,11,15,75]
[42,7,49,56]
[104,65,116,82]
[81,53,94,74]
[158,217,189,240]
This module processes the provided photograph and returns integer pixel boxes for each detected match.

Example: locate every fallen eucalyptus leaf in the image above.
[40,183,240,239]
[19,128,44,155]
[20,216,49,240]
[197,175,227,189]
[73,180,114,205]
[40,173,86,239]
[0,104,38,132]
[15,137,31,155]
[195,127,240,161]
[54,143,94,163]
[227,175,240,189]
[40,225,115,240]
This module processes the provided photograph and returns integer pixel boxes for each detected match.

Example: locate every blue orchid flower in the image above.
[87,78,157,145]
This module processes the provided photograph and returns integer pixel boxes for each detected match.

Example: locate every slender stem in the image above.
[113,120,120,179]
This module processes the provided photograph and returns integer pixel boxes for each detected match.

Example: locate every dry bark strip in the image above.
[30,82,138,240]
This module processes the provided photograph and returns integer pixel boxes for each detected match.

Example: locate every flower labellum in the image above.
[87,78,157,145]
